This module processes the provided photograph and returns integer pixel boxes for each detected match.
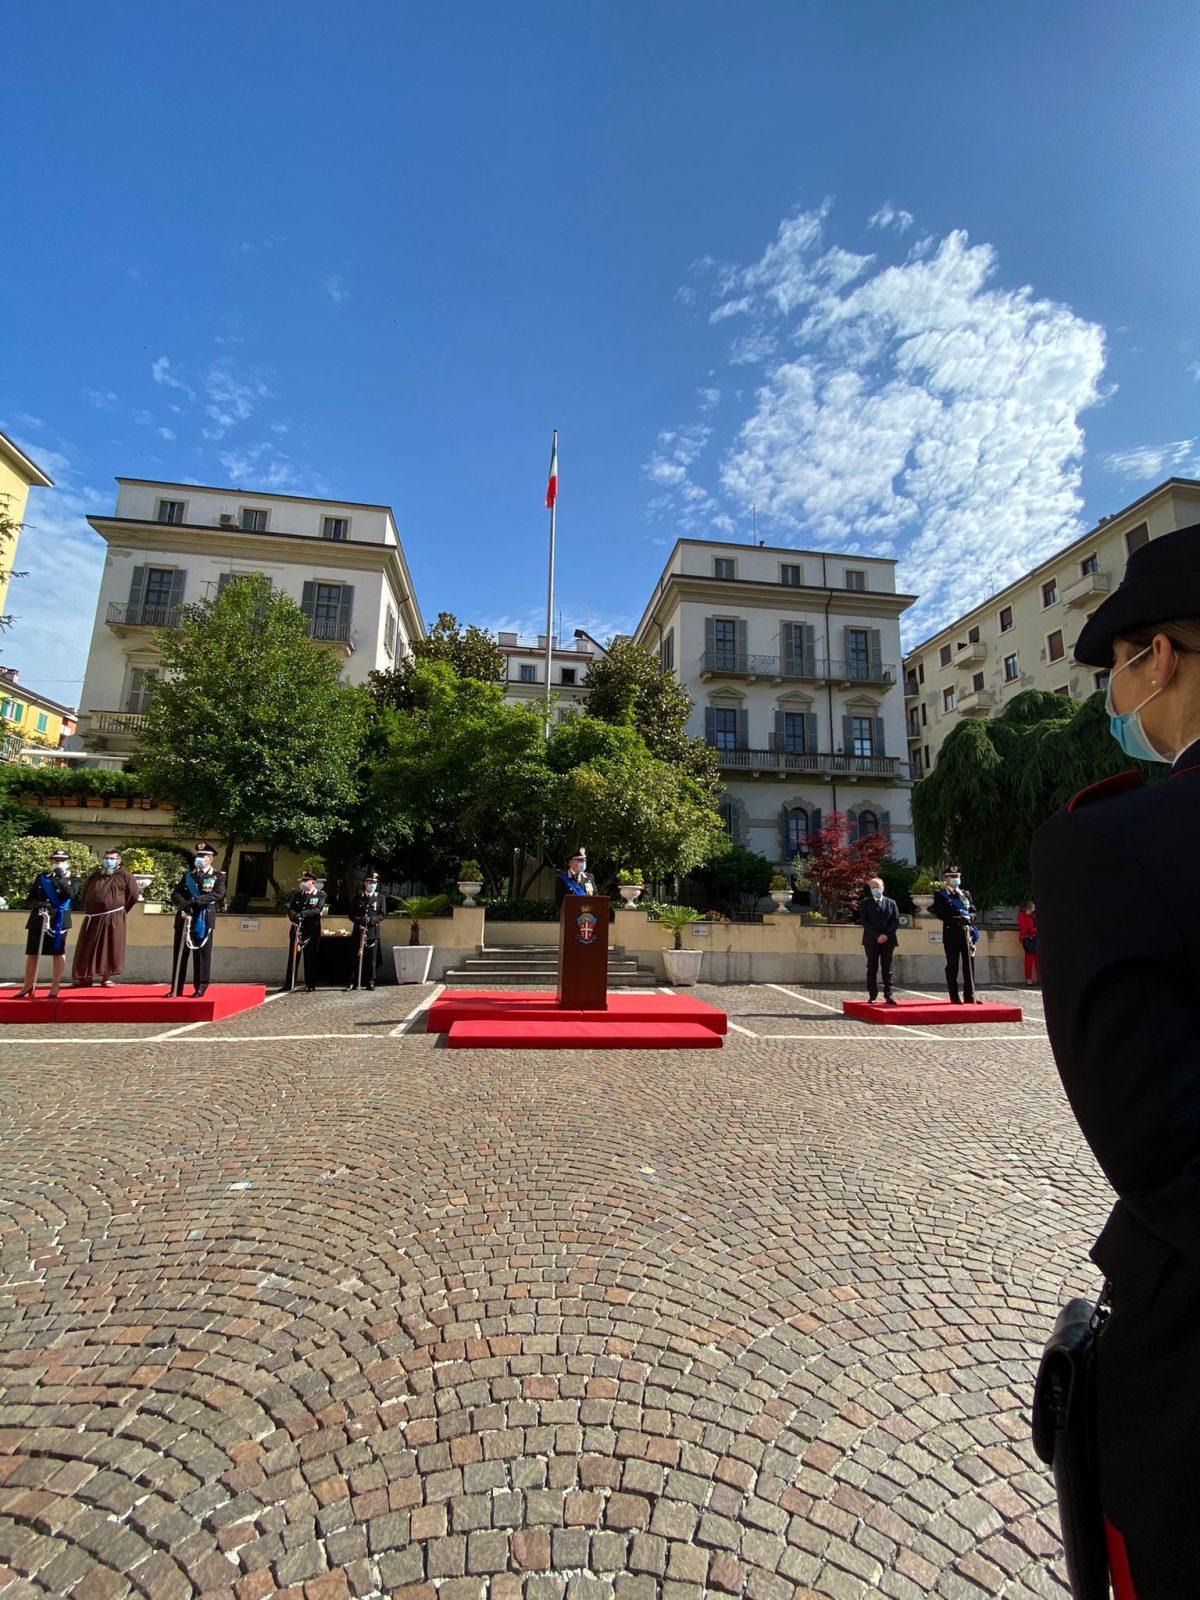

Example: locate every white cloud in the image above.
[151,356,195,400]
[1101,439,1200,479]
[696,386,721,411]
[202,359,273,438]
[217,442,327,496]
[868,202,915,233]
[158,427,176,441]
[321,272,349,305]
[653,202,1107,641]
[85,389,118,409]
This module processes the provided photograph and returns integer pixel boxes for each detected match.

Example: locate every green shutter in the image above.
[735,619,748,664]
[804,712,818,752]
[868,628,884,679]
[301,581,316,622]
[128,566,147,620]
[168,568,187,617]
[736,709,749,749]
[771,709,784,751]
[842,714,854,753]
[873,716,886,756]
[337,585,354,637]
[704,707,715,745]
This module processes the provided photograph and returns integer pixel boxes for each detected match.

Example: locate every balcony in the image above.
[106,602,182,635]
[697,650,824,683]
[1062,569,1112,608]
[79,711,148,754]
[954,642,987,668]
[957,688,995,717]
[904,678,920,701]
[306,618,354,656]
[710,746,904,780]
[826,658,897,688]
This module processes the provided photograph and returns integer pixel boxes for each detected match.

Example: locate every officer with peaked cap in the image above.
[169,844,226,997]
[554,849,596,909]
[1031,522,1200,1596]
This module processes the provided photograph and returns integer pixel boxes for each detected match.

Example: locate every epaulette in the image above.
[1067,770,1143,813]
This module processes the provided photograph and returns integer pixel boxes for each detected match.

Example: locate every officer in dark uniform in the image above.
[19,848,78,998]
[931,865,981,1002]
[346,870,386,990]
[285,871,326,992]
[554,850,596,909]
[169,844,226,997]
[1031,522,1200,1597]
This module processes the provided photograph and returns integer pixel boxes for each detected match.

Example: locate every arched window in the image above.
[857,809,879,838]
[786,807,808,855]
[719,802,737,838]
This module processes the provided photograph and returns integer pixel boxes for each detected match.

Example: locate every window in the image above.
[939,644,952,667]
[920,704,927,725]
[999,606,1014,632]
[1081,553,1099,575]
[1125,523,1149,555]
[1094,670,1110,693]
[908,708,920,737]
[312,582,345,638]
[1004,653,1019,682]
[781,712,810,753]
[143,567,176,615]
[850,716,874,757]
[35,712,48,734]
[845,569,866,591]
[971,672,985,692]
[235,851,270,900]
[718,801,738,840]
[943,687,956,712]
[518,664,536,684]
[785,807,809,854]
[560,667,577,686]
[157,499,185,524]
[1,698,21,722]
[384,606,398,658]
[660,629,674,672]
[917,662,924,684]
[846,628,871,678]
[712,618,737,669]
[714,557,735,580]
[1047,629,1065,662]
[911,749,923,778]
[781,563,802,587]
[1042,579,1059,607]
[1054,685,1071,697]
[968,625,980,644]
[711,707,738,751]
[857,809,879,837]
[240,508,268,531]
[322,516,349,541]
[905,672,918,696]
[124,668,159,714]
[924,743,931,768]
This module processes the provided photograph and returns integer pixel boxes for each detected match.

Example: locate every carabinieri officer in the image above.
[554,849,596,909]
[346,869,385,990]
[169,843,226,997]
[285,871,326,992]
[1031,521,1200,1596]
[931,865,981,1003]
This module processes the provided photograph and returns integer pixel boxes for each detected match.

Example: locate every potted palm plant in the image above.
[393,893,451,983]
[657,904,705,985]
[616,868,645,905]
[456,861,484,907]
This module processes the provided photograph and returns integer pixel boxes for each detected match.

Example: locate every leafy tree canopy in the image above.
[807,812,892,918]
[691,844,774,920]
[137,574,364,886]
[582,638,720,795]
[367,611,505,710]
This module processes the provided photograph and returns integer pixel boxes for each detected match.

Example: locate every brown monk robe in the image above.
[71,855,142,986]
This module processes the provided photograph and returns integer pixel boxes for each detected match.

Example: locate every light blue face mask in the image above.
[870,887,883,899]
[1106,646,1172,764]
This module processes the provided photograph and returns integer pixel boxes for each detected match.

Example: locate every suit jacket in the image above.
[857,894,899,949]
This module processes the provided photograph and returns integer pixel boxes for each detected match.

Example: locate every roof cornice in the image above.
[0,432,54,489]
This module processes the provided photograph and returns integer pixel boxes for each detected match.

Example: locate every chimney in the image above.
[0,666,18,683]
[498,632,518,647]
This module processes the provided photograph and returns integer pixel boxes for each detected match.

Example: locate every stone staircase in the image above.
[441,944,659,988]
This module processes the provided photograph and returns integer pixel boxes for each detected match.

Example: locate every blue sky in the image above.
[3,0,1199,702]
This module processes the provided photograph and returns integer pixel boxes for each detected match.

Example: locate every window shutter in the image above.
[842,623,852,669]
[804,711,818,752]
[301,581,316,621]
[869,628,883,679]
[802,623,816,674]
[847,809,859,842]
[810,806,822,840]
[736,708,749,749]
[337,585,354,636]
[735,619,748,663]
[217,572,233,597]
[128,566,147,619]
[771,709,784,752]
[873,716,886,756]
[704,616,715,660]
[842,714,854,752]
[168,569,187,614]
[779,804,791,857]
[704,707,715,745]
[880,809,892,842]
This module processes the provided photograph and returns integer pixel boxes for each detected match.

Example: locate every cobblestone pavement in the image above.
[0,981,1107,1599]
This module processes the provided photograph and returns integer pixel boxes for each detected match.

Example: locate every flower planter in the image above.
[663,948,703,986]
[132,873,154,893]
[912,894,935,917]
[83,796,105,809]
[393,944,433,984]
[457,880,483,907]
[769,890,792,911]
[617,885,643,905]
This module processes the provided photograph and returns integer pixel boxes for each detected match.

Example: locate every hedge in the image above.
[0,763,159,802]
[481,898,559,922]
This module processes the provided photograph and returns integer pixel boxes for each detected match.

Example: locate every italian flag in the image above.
[545,431,558,509]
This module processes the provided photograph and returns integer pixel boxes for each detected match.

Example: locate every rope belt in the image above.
[80,905,128,922]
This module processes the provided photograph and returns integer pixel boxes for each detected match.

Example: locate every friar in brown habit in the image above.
[71,847,142,987]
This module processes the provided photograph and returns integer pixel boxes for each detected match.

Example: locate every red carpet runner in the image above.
[429,989,727,1049]
[842,998,1023,1026]
[0,984,267,1025]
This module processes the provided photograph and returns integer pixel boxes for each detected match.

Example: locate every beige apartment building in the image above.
[903,477,1200,777]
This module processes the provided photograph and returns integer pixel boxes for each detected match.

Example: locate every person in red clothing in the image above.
[1017,900,1038,984]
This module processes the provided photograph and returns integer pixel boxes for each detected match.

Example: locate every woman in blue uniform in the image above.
[1031,522,1200,1597]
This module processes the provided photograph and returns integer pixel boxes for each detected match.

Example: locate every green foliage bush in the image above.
[0,836,98,906]
[481,897,559,922]
[0,763,154,801]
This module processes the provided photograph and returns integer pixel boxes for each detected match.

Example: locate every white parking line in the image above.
[727,1021,759,1038]
[764,980,942,1040]
[389,984,445,1037]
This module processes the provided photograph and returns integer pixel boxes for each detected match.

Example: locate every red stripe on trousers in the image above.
[1106,1517,1138,1600]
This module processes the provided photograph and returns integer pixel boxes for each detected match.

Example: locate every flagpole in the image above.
[543,429,557,736]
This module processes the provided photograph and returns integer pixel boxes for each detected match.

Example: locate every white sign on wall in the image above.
[240,919,260,932]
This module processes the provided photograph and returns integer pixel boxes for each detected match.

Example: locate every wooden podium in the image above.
[557,894,609,1010]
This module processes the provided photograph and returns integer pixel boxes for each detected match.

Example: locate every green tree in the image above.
[912,689,1164,908]
[691,844,774,920]
[583,638,720,795]
[367,612,505,710]
[0,835,97,905]
[138,575,364,890]
[0,502,28,631]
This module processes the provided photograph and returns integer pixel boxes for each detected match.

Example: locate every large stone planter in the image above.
[618,885,644,905]
[457,880,483,908]
[662,948,703,986]
[393,944,433,984]
[769,890,792,911]
[912,894,935,917]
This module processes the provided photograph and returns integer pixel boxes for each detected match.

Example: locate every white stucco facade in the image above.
[498,630,604,716]
[633,539,916,865]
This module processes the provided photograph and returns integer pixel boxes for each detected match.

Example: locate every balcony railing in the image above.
[698,651,892,685]
[306,619,353,647]
[710,746,903,778]
[107,602,182,630]
[954,642,987,668]
[89,711,149,734]
[1063,569,1112,608]
[957,689,995,717]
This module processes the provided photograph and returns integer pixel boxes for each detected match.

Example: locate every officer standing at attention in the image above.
[856,875,900,1005]
[931,864,981,1003]
[346,869,386,990]
[285,871,326,992]
[1031,523,1200,1596]
[169,844,226,997]
[19,848,78,998]
[554,849,596,909]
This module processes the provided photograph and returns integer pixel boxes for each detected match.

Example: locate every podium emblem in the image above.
[575,910,598,945]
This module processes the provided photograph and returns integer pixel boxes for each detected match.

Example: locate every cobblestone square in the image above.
[0,982,1102,1598]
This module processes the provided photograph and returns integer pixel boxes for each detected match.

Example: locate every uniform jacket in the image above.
[351,889,386,934]
[25,872,78,933]
[554,869,597,908]
[288,886,327,925]
[856,894,899,950]
[932,885,979,941]
[170,868,227,920]
[1031,739,1200,1280]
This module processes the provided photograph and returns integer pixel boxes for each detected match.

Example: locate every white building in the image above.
[498,629,606,714]
[75,478,424,758]
[632,539,916,864]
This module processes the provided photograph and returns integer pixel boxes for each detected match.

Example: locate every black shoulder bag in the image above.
[1031,1286,1111,1599]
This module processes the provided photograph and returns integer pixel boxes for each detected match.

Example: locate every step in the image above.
[446,1019,723,1049]
[430,990,727,1034]
[460,958,644,973]
[440,970,660,988]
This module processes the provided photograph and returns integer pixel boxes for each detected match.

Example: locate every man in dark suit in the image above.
[857,876,899,1004]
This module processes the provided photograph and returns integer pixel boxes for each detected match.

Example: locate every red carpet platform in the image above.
[842,998,1023,1026]
[430,989,727,1049]
[0,984,267,1025]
